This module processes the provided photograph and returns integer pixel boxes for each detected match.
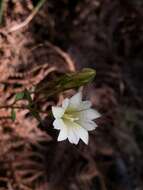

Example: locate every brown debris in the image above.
[0,0,143,190]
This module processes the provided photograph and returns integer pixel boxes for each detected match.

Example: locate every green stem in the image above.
[0,105,27,110]
[0,0,4,25]
[33,0,47,15]
[0,104,48,114]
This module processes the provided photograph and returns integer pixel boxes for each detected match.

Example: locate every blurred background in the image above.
[0,0,143,190]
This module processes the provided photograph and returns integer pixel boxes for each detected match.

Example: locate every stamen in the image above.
[63,113,79,122]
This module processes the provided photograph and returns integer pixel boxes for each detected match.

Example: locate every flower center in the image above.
[63,113,79,122]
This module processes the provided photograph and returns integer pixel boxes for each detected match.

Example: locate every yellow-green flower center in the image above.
[63,113,79,122]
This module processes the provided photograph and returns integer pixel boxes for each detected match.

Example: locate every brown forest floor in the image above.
[0,0,143,190]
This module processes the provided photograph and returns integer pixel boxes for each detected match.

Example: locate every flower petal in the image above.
[79,101,92,110]
[69,92,82,109]
[53,119,68,141]
[53,119,64,130]
[88,109,101,119]
[63,119,80,144]
[62,98,70,110]
[79,120,98,131]
[67,127,80,144]
[52,106,65,118]
[64,119,88,144]
[58,128,68,141]
[80,109,101,120]
[76,127,89,144]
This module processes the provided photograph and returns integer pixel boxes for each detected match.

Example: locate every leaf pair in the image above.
[11,89,33,121]
[15,89,32,103]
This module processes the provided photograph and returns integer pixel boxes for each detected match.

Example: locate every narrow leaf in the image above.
[24,89,33,103]
[35,68,96,99]
[11,109,16,121]
[0,0,4,25]
[15,92,25,101]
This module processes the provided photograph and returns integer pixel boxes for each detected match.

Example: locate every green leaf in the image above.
[35,68,96,98]
[58,68,96,89]
[24,89,33,103]
[15,92,25,101]
[28,106,41,121]
[0,0,4,25]
[15,89,33,103]
[11,109,16,121]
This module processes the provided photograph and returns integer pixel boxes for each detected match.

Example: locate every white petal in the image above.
[88,109,101,119]
[76,127,89,144]
[79,101,92,110]
[58,128,68,141]
[63,119,80,144]
[62,98,70,110]
[68,127,79,144]
[53,119,65,130]
[69,92,82,108]
[64,119,88,144]
[53,119,67,141]
[79,120,98,131]
[80,109,101,120]
[52,106,65,118]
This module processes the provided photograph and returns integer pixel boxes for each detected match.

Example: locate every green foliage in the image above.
[28,106,41,121]
[15,89,33,103]
[15,92,25,101]
[36,68,96,98]
[5,68,96,122]
[57,68,96,89]
[11,109,16,121]
[24,89,33,104]
[0,0,4,25]
[15,89,41,121]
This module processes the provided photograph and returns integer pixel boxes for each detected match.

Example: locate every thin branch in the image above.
[0,0,5,25]
[0,105,27,109]
[9,0,47,32]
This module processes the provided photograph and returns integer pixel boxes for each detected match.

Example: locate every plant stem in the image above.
[9,0,47,32]
[0,104,48,114]
[0,0,4,25]
[0,105,27,110]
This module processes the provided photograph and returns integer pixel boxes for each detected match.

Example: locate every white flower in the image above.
[52,92,100,145]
